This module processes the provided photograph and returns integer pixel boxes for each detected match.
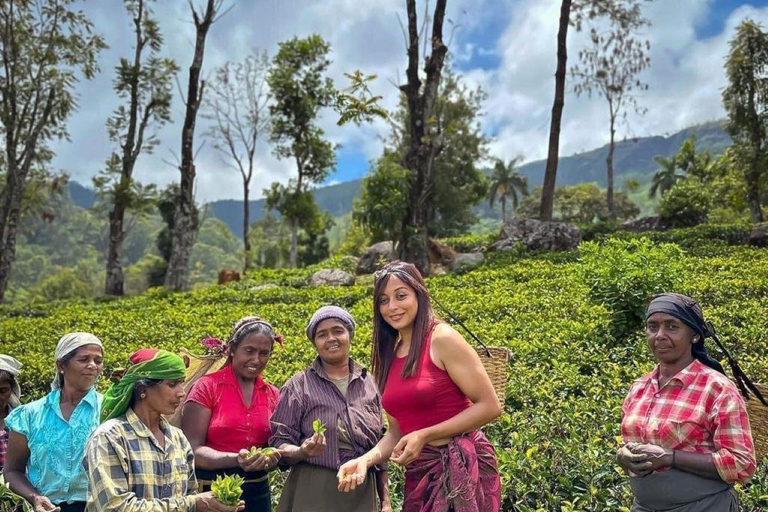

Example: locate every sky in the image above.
[49,0,768,203]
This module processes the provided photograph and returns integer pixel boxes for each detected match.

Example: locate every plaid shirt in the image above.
[621,359,756,483]
[84,408,197,512]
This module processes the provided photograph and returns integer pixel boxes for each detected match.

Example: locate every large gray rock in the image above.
[622,215,664,232]
[309,269,356,287]
[452,252,484,272]
[490,218,582,252]
[750,224,768,248]
[356,241,396,274]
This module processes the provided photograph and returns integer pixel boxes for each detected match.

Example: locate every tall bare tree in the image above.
[572,4,650,219]
[399,0,449,276]
[204,50,271,271]
[723,19,768,222]
[540,0,654,221]
[101,0,178,296]
[0,0,106,302]
[165,0,225,291]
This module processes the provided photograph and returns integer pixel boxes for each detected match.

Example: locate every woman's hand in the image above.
[380,500,393,512]
[391,430,427,467]
[195,492,245,512]
[299,433,326,459]
[237,449,276,472]
[617,442,672,477]
[337,457,368,493]
[31,495,60,512]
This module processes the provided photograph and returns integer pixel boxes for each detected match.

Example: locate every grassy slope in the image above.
[1,237,766,510]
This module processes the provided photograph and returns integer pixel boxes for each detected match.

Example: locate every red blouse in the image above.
[186,365,279,453]
[382,326,472,435]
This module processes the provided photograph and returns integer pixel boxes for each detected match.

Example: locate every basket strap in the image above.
[431,296,493,358]
[706,321,768,408]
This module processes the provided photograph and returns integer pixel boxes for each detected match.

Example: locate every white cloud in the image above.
[48,0,768,202]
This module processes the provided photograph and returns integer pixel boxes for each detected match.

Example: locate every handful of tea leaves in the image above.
[211,474,244,506]
[246,446,279,458]
[312,419,326,435]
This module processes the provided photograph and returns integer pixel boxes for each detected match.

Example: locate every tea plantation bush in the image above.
[1,236,767,511]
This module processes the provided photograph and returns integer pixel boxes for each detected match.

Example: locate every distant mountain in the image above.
[516,121,731,187]
[69,121,732,237]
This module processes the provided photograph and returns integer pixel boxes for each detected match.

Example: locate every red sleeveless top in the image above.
[381,325,473,435]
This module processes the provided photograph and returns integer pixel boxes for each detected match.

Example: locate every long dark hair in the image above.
[372,261,438,391]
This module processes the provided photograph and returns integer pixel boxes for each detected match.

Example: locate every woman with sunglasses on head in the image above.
[182,317,282,512]
[339,261,502,512]
[617,293,757,511]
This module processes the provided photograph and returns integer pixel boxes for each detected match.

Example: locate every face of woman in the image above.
[0,378,12,409]
[646,312,698,366]
[313,318,351,366]
[60,344,104,391]
[378,276,419,331]
[144,379,186,416]
[230,332,272,381]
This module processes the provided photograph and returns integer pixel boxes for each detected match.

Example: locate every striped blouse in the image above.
[269,357,385,470]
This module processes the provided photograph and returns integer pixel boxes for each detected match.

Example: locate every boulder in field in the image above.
[749,224,768,248]
[452,252,484,272]
[490,218,582,252]
[309,269,356,287]
[356,241,396,274]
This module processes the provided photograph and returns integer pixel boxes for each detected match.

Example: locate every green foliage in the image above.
[382,65,490,237]
[211,474,244,506]
[517,184,639,223]
[657,177,713,227]
[353,154,410,243]
[336,71,388,126]
[0,475,32,512]
[487,157,528,221]
[580,238,684,342]
[2,234,768,510]
[312,419,327,434]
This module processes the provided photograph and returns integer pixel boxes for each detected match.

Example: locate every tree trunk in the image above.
[243,180,251,272]
[501,196,507,222]
[540,0,572,222]
[165,0,216,291]
[398,0,448,277]
[606,108,616,220]
[289,218,298,267]
[0,173,24,302]
[105,201,127,295]
[748,148,765,222]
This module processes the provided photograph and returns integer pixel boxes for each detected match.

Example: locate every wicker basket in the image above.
[745,383,768,463]
[167,349,227,427]
[476,346,509,401]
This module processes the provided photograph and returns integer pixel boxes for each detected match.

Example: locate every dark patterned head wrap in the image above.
[646,293,767,406]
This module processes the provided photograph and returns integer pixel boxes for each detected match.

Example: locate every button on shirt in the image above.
[269,357,386,471]
[621,359,756,483]
[185,365,279,452]
[84,407,197,512]
[5,388,102,504]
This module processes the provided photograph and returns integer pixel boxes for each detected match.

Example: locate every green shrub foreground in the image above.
[1,235,767,511]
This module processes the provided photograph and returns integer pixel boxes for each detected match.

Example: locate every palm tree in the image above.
[487,157,529,221]
[649,155,685,199]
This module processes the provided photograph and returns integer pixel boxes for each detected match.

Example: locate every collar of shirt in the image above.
[44,387,99,418]
[641,359,705,391]
[221,364,268,391]
[125,407,175,451]
[308,356,367,383]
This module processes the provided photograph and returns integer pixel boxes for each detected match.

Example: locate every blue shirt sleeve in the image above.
[5,404,29,437]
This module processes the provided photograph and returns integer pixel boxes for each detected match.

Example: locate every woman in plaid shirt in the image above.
[617,293,758,512]
[84,349,244,512]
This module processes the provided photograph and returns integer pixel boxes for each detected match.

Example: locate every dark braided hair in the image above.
[226,316,280,363]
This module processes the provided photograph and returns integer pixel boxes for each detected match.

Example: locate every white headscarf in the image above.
[0,354,22,407]
[52,332,104,390]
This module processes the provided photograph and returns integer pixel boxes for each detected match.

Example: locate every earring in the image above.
[140,393,147,399]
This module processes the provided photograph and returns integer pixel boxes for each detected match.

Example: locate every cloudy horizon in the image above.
[48,0,768,203]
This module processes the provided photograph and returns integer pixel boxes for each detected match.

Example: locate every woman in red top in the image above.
[339,261,502,512]
[618,293,758,511]
[182,317,282,512]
